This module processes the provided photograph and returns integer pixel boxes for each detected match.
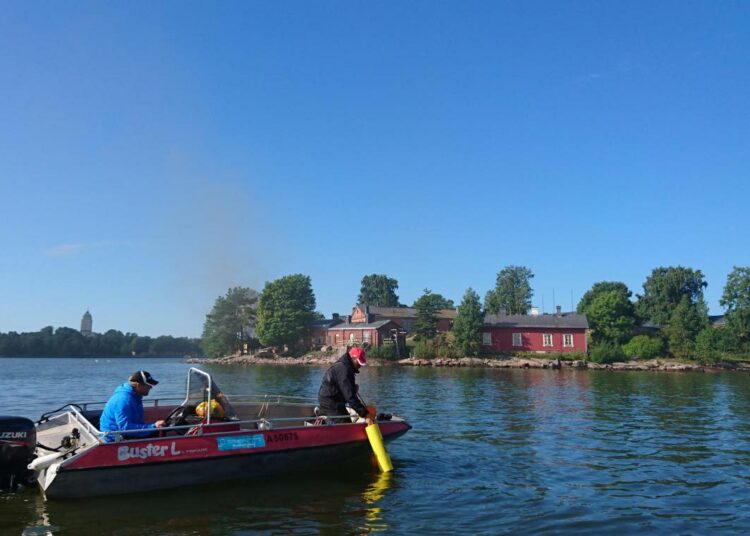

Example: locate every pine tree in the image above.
[453,288,483,356]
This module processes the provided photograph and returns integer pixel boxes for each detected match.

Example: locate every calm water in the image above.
[3,357,750,535]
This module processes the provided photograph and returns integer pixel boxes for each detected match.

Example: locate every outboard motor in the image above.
[0,416,37,491]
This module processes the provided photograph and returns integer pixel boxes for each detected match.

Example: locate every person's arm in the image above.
[336,371,368,417]
[113,398,156,435]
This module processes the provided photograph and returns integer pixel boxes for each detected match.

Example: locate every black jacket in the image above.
[318,353,368,417]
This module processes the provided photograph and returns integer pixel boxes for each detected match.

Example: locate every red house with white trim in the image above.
[481,312,589,354]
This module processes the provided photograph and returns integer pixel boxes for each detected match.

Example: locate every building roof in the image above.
[310,317,343,329]
[641,315,726,330]
[483,313,589,329]
[327,320,396,331]
[361,305,457,319]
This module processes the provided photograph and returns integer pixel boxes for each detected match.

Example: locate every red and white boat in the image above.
[0,368,411,499]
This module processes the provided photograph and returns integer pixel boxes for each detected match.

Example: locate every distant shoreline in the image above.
[0,354,191,359]
[190,354,750,373]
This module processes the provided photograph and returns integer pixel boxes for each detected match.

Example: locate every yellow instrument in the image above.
[365,422,394,473]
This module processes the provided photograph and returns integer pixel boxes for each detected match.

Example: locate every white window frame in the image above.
[543,333,553,347]
[512,333,522,347]
[482,332,492,346]
[563,333,574,347]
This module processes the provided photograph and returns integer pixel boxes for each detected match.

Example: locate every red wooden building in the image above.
[481,312,589,354]
[306,313,345,348]
[325,319,403,348]
[351,304,457,333]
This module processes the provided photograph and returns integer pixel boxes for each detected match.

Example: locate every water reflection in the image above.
[358,471,393,533]
[13,464,395,536]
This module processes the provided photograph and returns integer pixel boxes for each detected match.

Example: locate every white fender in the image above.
[28,451,65,472]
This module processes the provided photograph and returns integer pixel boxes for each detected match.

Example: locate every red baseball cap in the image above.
[349,347,367,366]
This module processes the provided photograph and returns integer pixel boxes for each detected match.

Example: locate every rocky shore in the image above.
[398,356,750,372]
[190,353,341,366]
[189,353,750,372]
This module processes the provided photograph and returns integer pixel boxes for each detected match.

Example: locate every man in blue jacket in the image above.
[100,371,166,442]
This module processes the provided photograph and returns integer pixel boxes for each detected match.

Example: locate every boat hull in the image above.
[40,420,410,499]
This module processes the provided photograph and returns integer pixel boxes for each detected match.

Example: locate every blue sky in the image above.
[1,2,748,337]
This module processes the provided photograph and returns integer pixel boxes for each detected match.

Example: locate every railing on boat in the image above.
[97,412,362,442]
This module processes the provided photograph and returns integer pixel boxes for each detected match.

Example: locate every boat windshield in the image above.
[184,368,238,421]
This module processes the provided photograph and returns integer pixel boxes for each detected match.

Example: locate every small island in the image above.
[195,266,750,372]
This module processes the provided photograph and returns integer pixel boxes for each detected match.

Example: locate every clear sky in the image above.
[1,2,748,338]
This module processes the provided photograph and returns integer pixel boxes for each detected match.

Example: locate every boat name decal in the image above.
[216,435,266,451]
[117,441,182,461]
[266,432,299,443]
[0,431,27,439]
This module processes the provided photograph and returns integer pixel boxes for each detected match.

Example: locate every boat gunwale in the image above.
[38,401,409,444]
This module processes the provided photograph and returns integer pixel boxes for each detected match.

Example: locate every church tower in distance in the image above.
[80,310,93,337]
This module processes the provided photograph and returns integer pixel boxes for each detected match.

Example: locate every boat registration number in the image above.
[217,435,266,451]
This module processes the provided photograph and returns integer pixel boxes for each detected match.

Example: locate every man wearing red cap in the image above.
[318,346,373,424]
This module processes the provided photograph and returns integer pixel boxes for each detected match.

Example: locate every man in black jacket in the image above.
[318,347,373,424]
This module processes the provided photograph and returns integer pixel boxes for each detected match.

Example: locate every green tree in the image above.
[695,326,739,364]
[720,266,750,346]
[0,332,22,356]
[99,329,125,355]
[588,343,626,364]
[452,288,483,356]
[130,336,151,355]
[201,287,259,358]
[23,332,45,355]
[577,281,632,314]
[636,266,708,326]
[583,290,637,345]
[484,265,534,315]
[413,289,441,341]
[622,335,664,360]
[411,292,454,309]
[151,335,174,354]
[665,295,709,359]
[256,274,316,350]
[56,327,88,355]
[357,274,400,306]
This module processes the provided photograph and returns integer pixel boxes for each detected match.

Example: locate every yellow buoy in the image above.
[366,422,394,473]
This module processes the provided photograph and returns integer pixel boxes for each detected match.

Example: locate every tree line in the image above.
[578,266,750,364]
[200,265,750,364]
[199,269,524,358]
[0,326,202,357]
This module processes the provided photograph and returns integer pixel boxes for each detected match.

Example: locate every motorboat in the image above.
[0,368,411,499]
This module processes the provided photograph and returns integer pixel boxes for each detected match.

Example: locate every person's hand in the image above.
[155,420,166,428]
[365,416,374,426]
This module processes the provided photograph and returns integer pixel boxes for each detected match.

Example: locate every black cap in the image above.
[129,370,159,387]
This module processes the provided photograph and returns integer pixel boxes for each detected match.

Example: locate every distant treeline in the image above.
[0,326,203,357]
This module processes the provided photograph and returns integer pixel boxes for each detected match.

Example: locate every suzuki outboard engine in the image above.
[0,416,37,491]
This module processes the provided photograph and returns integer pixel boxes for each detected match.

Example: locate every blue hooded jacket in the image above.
[99,382,156,442]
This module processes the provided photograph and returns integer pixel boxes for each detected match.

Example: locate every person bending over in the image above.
[99,370,166,442]
[318,347,373,424]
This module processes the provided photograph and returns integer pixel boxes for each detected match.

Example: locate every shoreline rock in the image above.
[188,354,750,373]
